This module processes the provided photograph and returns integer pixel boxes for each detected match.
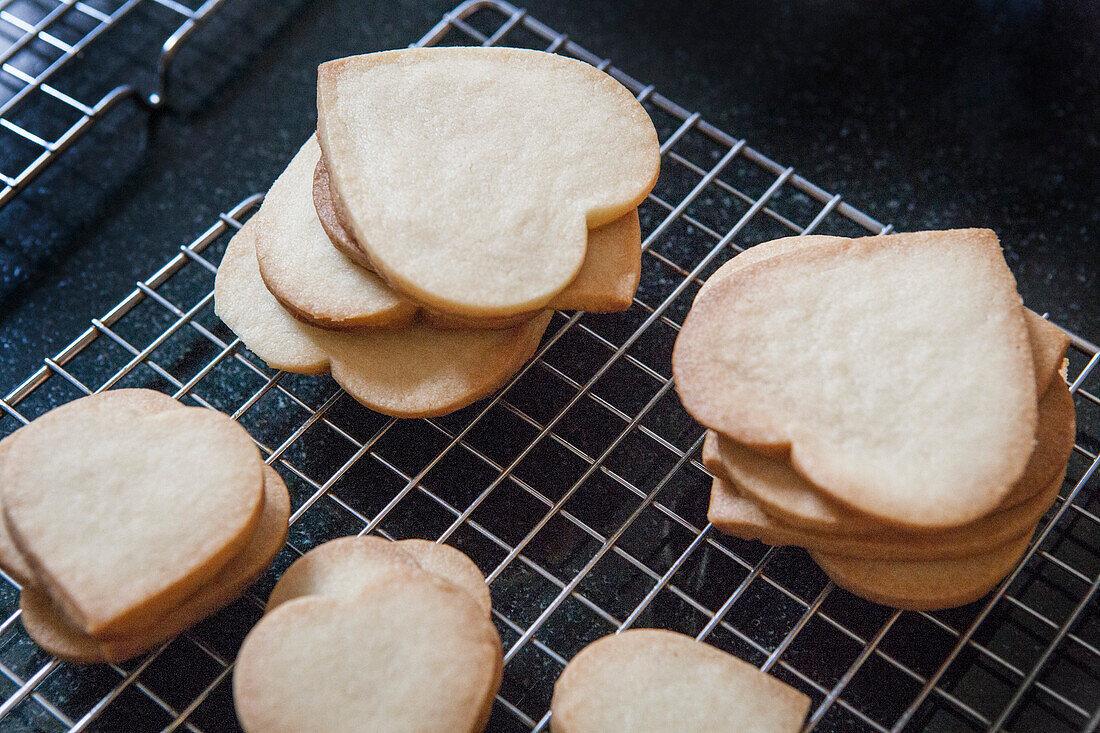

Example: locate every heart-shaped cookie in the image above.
[674,229,1037,527]
[811,530,1034,611]
[216,223,552,417]
[266,536,492,618]
[253,136,418,330]
[312,154,642,325]
[550,629,810,732]
[395,539,491,617]
[234,575,502,733]
[21,465,289,663]
[316,47,659,317]
[706,464,1063,562]
[265,535,426,612]
[0,389,185,588]
[705,375,1075,535]
[1,392,264,636]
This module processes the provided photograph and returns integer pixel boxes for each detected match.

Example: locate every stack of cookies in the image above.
[234,536,502,733]
[0,389,289,662]
[673,230,1075,610]
[215,47,660,418]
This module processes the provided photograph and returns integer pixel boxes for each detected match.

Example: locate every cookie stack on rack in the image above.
[215,47,660,418]
[673,230,1076,610]
[0,389,290,663]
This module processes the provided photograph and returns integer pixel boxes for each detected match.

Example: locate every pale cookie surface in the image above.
[316,47,659,317]
[253,136,416,329]
[1,391,264,637]
[694,234,847,301]
[674,229,1036,528]
[396,539,492,616]
[550,628,809,733]
[812,531,1034,611]
[702,235,1069,398]
[0,436,33,586]
[214,223,552,417]
[313,156,642,319]
[266,535,426,612]
[707,376,1074,534]
[0,390,183,587]
[234,576,503,733]
[22,466,290,663]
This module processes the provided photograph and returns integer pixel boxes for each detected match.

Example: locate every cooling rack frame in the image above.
[0,0,234,210]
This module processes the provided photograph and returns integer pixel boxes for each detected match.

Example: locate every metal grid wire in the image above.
[0,1,1097,730]
[0,0,232,209]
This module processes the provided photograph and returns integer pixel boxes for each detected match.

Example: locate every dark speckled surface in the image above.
[1,0,1098,388]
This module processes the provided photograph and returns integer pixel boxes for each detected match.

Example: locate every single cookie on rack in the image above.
[313,157,642,324]
[0,389,265,637]
[550,628,810,732]
[316,47,659,318]
[674,229,1037,528]
[21,465,290,663]
[234,575,503,733]
[215,222,552,418]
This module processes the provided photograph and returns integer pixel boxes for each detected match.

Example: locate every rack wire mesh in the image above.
[0,0,232,209]
[0,1,1097,730]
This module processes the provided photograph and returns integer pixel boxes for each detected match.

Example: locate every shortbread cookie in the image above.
[811,531,1033,610]
[253,137,417,330]
[0,436,33,586]
[266,535,426,612]
[701,235,1069,396]
[695,234,847,301]
[0,391,264,637]
[550,628,809,732]
[215,223,552,417]
[0,389,185,588]
[1023,310,1072,396]
[312,153,365,277]
[316,47,659,317]
[22,465,289,663]
[234,575,503,733]
[707,467,1062,561]
[396,539,491,616]
[674,229,1037,528]
[546,211,641,313]
[707,376,1074,533]
[314,157,642,321]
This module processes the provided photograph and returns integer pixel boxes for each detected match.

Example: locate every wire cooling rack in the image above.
[0,0,233,209]
[0,1,1097,730]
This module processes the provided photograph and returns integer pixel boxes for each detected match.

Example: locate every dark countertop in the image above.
[1,0,1098,390]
